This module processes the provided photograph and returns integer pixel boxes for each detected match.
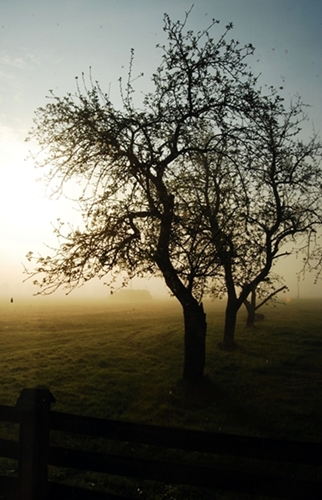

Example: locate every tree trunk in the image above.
[223,296,239,349]
[183,301,207,383]
[246,305,255,328]
[244,289,256,328]
[153,191,206,383]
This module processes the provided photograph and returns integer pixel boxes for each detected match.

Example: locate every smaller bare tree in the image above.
[186,92,322,348]
[243,276,288,328]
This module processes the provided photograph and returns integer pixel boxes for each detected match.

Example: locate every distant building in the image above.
[109,289,153,303]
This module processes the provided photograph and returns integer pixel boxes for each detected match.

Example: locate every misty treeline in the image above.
[25,9,322,383]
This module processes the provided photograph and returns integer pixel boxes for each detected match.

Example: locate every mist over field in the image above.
[0,289,321,321]
[0,295,321,431]
[0,272,321,315]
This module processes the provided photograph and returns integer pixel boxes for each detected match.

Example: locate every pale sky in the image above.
[0,0,321,301]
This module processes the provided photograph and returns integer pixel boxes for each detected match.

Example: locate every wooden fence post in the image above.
[15,388,56,500]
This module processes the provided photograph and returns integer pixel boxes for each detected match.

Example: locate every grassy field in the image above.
[0,296,321,498]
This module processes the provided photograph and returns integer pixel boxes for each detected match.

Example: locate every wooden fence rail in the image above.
[0,388,321,500]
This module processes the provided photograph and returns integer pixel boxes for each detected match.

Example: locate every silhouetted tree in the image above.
[25,10,259,382]
[243,277,288,328]
[189,94,322,348]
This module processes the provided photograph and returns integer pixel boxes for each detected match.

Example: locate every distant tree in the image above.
[25,10,260,382]
[243,277,288,328]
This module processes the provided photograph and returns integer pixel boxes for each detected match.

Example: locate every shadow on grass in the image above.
[167,376,284,437]
[171,376,249,418]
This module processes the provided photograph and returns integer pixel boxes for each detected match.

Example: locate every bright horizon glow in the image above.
[1,0,322,303]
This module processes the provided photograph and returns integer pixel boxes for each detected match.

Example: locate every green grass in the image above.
[0,297,321,498]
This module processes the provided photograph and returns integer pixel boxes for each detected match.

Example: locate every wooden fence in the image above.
[0,388,321,499]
